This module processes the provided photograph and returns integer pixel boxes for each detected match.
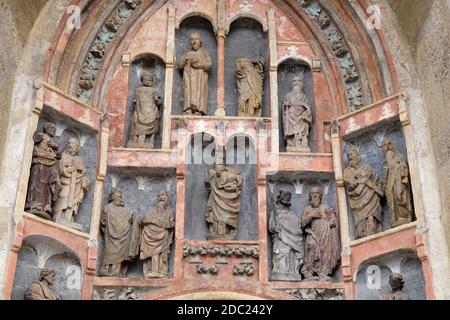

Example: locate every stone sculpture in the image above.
[344,147,384,239]
[25,123,62,220]
[100,188,140,278]
[381,273,410,300]
[205,149,243,240]
[24,269,60,300]
[235,58,264,117]
[178,33,212,115]
[268,190,304,280]
[282,74,313,152]
[53,138,89,230]
[380,139,414,228]
[128,72,162,149]
[140,191,175,278]
[301,187,340,282]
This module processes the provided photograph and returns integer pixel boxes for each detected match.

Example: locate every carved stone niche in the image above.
[11,236,83,300]
[174,15,218,116]
[355,249,426,300]
[125,54,166,149]
[266,172,340,282]
[26,108,97,233]
[99,168,177,279]
[277,59,315,153]
[184,133,258,241]
[343,122,416,240]
[225,17,269,117]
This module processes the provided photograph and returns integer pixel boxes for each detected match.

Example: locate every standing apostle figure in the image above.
[268,190,304,280]
[235,58,264,117]
[128,72,162,149]
[100,188,140,278]
[140,191,175,278]
[344,147,384,239]
[301,187,340,282]
[178,33,212,115]
[26,123,62,220]
[53,138,89,228]
[283,74,313,152]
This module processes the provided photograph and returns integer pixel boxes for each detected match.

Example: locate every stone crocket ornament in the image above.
[282,73,313,152]
[139,191,175,279]
[268,190,304,281]
[100,187,141,278]
[381,273,410,300]
[380,139,414,228]
[344,147,384,239]
[204,148,243,240]
[24,269,60,300]
[178,32,212,115]
[301,187,340,282]
[235,58,264,117]
[25,123,62,220]
[128,72,162,149]
[53,137,89,230]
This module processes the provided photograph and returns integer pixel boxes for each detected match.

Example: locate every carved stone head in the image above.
[189,33,202,51]
[292,73,304,90]
[348,147,362,168]
[141,72,154,87]
[381,138,395,154]
[157,191,170,208]
[66,138,80,156]
[39,269,56,286]
[389,273,405,291]
[109,187,124,206]
[276,190,292,208]
[309,187,323,208]
[43,123,56,137]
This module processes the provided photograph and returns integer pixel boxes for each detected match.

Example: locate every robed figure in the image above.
[205,152,243,240]
[235,58,264,117]
[301,187,340,282]
[178,33,212,115]
[100,188,140,278]
[24,269,60,300]
[53,138,89,228]
[128,72,162,149]
[26,123,62,220]
[283,74,313,152]
[268,190,304,280]
[140,191,175,279]
[344,147,384,239]
[381,139,414,228]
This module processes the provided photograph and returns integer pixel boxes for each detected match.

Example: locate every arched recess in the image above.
[11,235,83,300]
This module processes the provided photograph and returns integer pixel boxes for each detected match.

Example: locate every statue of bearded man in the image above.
[139,191,175,279]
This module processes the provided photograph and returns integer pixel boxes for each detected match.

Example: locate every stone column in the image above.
[267,9,279,154]
[215,0,226,116]
[162,4,177,149]
[330,120,353,291]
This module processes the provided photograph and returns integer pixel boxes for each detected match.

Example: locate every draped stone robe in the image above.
[205,167,243,234]
[344,162,383,238]
[268,206,304,276]
[236,61,264,117]
[26,132,62,218]
[283,90,312,149]
[131,86,161,136]
[301,204,340,278]
[139,205,175,261]
[179,48,212,115]
[101,203,140,266]
[24,282,60,300]
[384,150,413,227]
[54,151,88,222]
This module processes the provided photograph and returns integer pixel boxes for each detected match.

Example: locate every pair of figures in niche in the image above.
[269,187,340,282]
[100,188,175,279]
[344,139,414,239]
[26,123,89,231]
